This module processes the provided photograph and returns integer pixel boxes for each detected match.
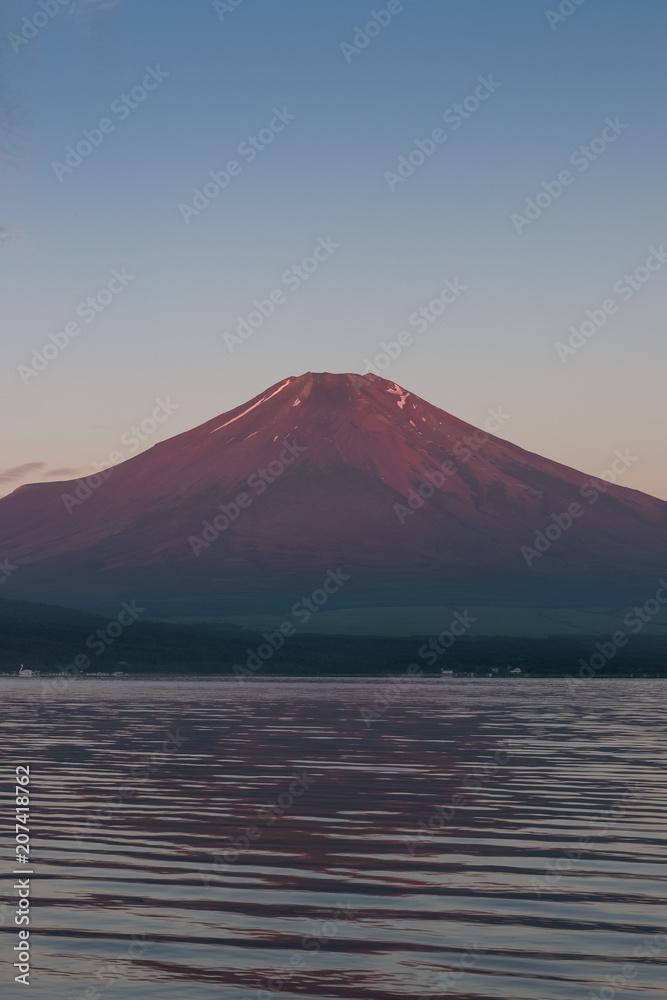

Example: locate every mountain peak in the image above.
[260,370,416,415]
[288,370,390,394]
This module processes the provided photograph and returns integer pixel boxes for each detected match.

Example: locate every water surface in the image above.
[1,678,666,999]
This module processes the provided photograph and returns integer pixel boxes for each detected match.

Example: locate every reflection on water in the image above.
[1,678,666,1000]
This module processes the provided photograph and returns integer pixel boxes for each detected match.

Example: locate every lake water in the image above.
[1,678,666,1000]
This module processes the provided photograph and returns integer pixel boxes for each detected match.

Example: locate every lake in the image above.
[1,678,666,999]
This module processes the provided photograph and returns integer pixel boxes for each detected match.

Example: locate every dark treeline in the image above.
[1,599,664,677]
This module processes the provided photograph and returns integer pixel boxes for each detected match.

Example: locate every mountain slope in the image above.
[1,372,665,616]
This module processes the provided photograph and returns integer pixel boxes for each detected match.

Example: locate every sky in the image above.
[1,0,666,499]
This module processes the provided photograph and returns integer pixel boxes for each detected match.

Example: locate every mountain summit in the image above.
[2,372,665,617]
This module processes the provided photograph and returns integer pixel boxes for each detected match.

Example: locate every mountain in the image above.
[1,372,666,624]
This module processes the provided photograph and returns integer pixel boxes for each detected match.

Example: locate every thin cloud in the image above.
[0,462,45,484]
[45,467,85,479]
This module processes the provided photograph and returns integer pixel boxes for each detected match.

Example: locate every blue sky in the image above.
[2,0,666,498]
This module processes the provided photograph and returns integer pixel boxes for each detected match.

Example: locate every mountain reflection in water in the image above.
[2,678,666,1000]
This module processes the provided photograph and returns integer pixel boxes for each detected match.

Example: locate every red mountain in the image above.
[1,372,665,617]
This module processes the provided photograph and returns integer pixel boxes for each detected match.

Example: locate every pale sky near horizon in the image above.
[1,0,666,499]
